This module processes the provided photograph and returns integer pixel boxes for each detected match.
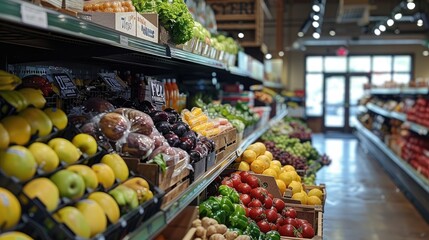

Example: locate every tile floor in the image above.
[312,134,429,240]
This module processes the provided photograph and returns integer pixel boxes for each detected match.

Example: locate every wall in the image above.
[285,44,429,90]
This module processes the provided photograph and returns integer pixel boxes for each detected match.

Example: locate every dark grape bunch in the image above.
[264,141,308,171]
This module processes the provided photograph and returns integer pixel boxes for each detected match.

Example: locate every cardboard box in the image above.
[161,206,199,239]
[79,12,137,36]
[136,13,159,43]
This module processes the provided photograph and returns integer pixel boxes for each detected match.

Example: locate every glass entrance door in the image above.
[323,74,369,131]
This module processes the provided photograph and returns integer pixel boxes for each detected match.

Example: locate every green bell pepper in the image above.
[212,209,227,224]
[218,185,240,204]
[265,231,281,240]
[233,203,246,216]
[206,196,221,211]
[198,201,213,218]
[258,232,266,240]
[246,221,261,240]
[220,196,234,214]
[228,214,248,231]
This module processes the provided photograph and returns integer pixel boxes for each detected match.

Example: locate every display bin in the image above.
[205,151,216,171]
[0,215,51,240]
[160,206,198,239]
[123,156,190,191]
[283,184,327,211]
[190,158,206,182]
[281,204,323,240]
[161,178,190,208]
[210,128,238,153]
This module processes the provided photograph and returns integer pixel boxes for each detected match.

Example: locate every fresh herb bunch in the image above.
[156,0,194,44]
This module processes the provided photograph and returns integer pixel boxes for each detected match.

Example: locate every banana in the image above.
[0,70,22,88]
[0,84,16,91]
[8,91,27,112]
[0,91,21,111]
[18,88,46,109]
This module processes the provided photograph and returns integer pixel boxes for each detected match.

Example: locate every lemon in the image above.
[278,172,294,186]
[246,145,260,157]
[271,160,282,168]
[308,188,324,200]
[292,191,308,204]
[275,179,286,195]
[253,142,266,155]
[262,168,278,178]
[307,196,322,205]
[288,181,302,195]
[250,159,265,174]
[242,150,257,164]
[269,165,281,175]
[256,155,270,169]
[264,151,273,160]
[282,165,296,172]
[238,161,250,171]
[296,174,302,183]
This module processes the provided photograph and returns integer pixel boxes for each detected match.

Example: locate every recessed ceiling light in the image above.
[394,13,402,20]
[394,28,400,34]
[265,53,272,59]
[329,30,336,36]
[238,32,244,38]
[278,51,284,57]
[379,25,386,32]
[387,19,394,26]
[423,50,429,56]
[312,32,320,39]
[312,4,320,12]
[407,1,415,10]
[374,29,381,35]
[417,19,423,27]
[297,32,304,37]
[312,21,320,28]
[313,15,320,21]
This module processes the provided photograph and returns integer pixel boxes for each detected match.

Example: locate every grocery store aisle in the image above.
[312,134,429,240]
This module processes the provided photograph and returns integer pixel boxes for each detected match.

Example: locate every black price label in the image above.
[52,73,79,98]
[149,79,165,108]
[99,73,126,92]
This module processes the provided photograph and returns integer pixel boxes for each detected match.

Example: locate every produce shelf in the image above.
[366,103,428,135]
[354,120,429,222]
[263,81,285,89]
[126,109,288,240]
[369,88,428,95]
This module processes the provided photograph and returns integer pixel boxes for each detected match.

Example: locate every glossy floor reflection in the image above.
[312,134,429,240]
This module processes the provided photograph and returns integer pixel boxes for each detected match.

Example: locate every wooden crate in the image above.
[283,184,327,211]
[123,157,190,191]
[281,205,323,240]
[160,206,199,240]
[216,141,238,163]
[161,178,190,208]
[210,128,238,153]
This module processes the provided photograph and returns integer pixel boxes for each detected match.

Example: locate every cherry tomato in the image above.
[246,175,260,188]
[263,196,273,209]
[249,207,265,221]
[239,171,250,181]
[250,187,266,202]
[302,223,315,238]
[221,177,234,188]
[230,173,242,188]
[237,183,251,194]
[248,199,262,208]
[284,217,299,228]
[239,194,251,206]
[278,224,295,237]
[272,198,285,212]
[283,207,297,219]
[265,208,278,223]
[296,219,309,228]
[269,222,278,231]
[257,220,271,233]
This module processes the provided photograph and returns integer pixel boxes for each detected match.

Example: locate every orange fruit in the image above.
[256,155,270,169]
[282,165,295,172]
[269,165,281,175]
[242,150,257,164]
[264,151,273,160]
[238,161,250,171]
[278,172,294,186]
[271,160,282,168]
[253,142,266,155]
[262,168,278,179]
[246,145,260,157]
[250,159,265,174]
[276,179,286,195]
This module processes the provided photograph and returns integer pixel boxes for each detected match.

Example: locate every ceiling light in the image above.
[394,27,400,34]
[379,25,386,32]
[387,19,394,26]
[313,15,320,21]
[329,30,336,36]
[312,32,320,39]
[238,32,244,38]
[394,13,402,20]
[278,51,284,57]
[312,4,320,12]
[417,19,423,27]
[312,21,320,28]
[297,31,304,37]
[407,1,415,10]
[265,53,272,60]
[374,29,381,35]
[423,50,429,56]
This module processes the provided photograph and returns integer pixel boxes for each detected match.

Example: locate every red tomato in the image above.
[302,223,315,238]
[239,194,251,206]
[257,220,271,233]
[272,198,285,212]
[276,216,285,226]
[284,217,299,228]
[283,208,297,219]
[237,183,252,194]
[244,207,250,217]
[296,218,309,227]
[221,177,234,188]
[230,173,242,188]
[278,224,295,237]
[250,188,266,202]
[239,171,250,181]
[246,175,260,188]
[268,193,274,199]
[265,208,278,223]
[269,223,278,231]
[249,207,265,221]
[263,196,273,209]
[248,199,262,208]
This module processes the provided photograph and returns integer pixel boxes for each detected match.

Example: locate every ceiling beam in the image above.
[276,0,284,51]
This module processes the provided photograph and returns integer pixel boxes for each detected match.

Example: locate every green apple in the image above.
[67,164,99,191]
[50,170,85,200]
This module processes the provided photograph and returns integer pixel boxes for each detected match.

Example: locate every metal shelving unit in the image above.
[127,110,288,240]
[354,120,429,221]
[369,88,428,95]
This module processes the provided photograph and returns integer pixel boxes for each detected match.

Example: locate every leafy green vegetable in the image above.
[156,0,194,44]
[132,0,159,13]
[147,154,167,173]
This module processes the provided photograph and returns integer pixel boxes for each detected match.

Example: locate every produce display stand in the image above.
[354,120,429,222]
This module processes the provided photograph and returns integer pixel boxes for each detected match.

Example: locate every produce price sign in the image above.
[144,77,165,110]
[99,73,127,92]
[46,69,79,98]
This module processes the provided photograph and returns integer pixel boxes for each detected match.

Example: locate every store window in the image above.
[305,54,413,117]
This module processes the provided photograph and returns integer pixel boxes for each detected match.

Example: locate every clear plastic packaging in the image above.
[83,0,136,13]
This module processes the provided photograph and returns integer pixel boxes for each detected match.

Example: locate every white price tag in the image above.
[120,35,129,46]
[20,3,48,29]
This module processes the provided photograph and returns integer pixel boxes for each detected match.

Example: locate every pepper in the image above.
[229,189,240,204]
[233,203,246,216]
[258,232,266,240]
[206,196,221,211]
[246,221,261,240]
[218,185,240,204]
[265,231,281,240]
[228,214,248,231]
[219,185,233,196]
[220,196,234,214]
[212,209,227,224]
[198,201,213,218]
